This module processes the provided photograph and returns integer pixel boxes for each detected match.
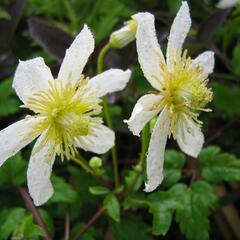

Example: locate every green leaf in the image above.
[0,99,20,116]
[38,209,55,235]
[168,0,182,14]
[71,223,95,240]
[233,44,240,75]
[0,78,14,100]
[0,152,27,187]
[198,146,240,183]
[0,208,26,239]
[103,194,120,222]
[124,169,143,193]
[89,186,109,195]
[0,79,19,116]
[49,175,78,203]
[110,216,150,240]
[147,191,181,236]
[18,214,44,238]
[163,150,186,187]
[170,182,218,240]
[211,82,240,118]
[0,7,10,20]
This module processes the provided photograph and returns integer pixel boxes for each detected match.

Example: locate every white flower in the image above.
[217,0,240,8]
[125,2,214,192]
[0,25,131,206]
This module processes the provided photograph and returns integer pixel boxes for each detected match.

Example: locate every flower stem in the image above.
[140,123,150,169]
[70,154,95,175]
[97,42,120,189]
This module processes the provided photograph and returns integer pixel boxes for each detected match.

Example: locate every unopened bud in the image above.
[109,19,137,49]
[89,156,102,168]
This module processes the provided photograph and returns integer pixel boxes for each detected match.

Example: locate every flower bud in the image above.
[89,156,102,168]
[109,19,137,49]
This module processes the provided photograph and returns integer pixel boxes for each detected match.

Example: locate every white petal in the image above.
[27,133,56,206]
[88,69,131,98]
[0,117,43,167]
[132,12,165,90]
[58,25,94,85]
[176,115,204,158]
[166,2,191,65]
[217,0,238,8]
[13,57,54,104]
[145,108,170,192]
[192,51,215,75]
[124,94,162,136]
[78,124,115,154]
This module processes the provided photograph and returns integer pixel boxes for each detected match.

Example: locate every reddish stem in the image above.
[18,187,53,240]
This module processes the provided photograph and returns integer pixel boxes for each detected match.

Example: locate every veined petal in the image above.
[176,115,204,158]
[13,57,54,104]
[217,0,238,8]
[88,69,131,98]
[145,107,170,192]
[132,12,165,90]
[78,124,115,154]
[192,51,215,75]
[58,25,94,85]
[124,94,162,136]
[0,117,44,167]
[166,1,191,65]
[27,133,56,206]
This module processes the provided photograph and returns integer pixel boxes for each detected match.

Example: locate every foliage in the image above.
[0,0,240,240]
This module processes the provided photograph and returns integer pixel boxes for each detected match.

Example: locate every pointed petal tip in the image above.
[124,119,141,137]
[32,188,54,206]
[144,176,163,192]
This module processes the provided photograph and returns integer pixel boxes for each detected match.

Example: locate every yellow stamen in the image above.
[23,75,102,160]
[157,50,212,138]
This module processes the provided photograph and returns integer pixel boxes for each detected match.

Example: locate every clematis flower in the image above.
[217,0,240,8]
[125,2,214,192]
[0,25,131,206]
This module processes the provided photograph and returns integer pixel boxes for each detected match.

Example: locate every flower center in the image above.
[159,51,212,138]
[24,76,102,159]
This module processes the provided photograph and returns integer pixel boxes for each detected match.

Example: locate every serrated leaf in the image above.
[49,175,78,203]
[147,191,181,236]
[199,146,240,183]
[163,150,186,187]
[18,214,44,238]
[103,194,120,222]
[0,208,27,239]
[110,216,150,240]
[170,182,218,240]
[89,186,109,195]
[0,152,27,187]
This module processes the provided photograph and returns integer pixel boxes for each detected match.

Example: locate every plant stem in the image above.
[97,43,120,189]
[70,154,95,175]
[71,154,112,189]
[64,207,70,240]
[75,207,105,240]
[97,43,112,74]
[18,187,53,240]
[140,123,150,168]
